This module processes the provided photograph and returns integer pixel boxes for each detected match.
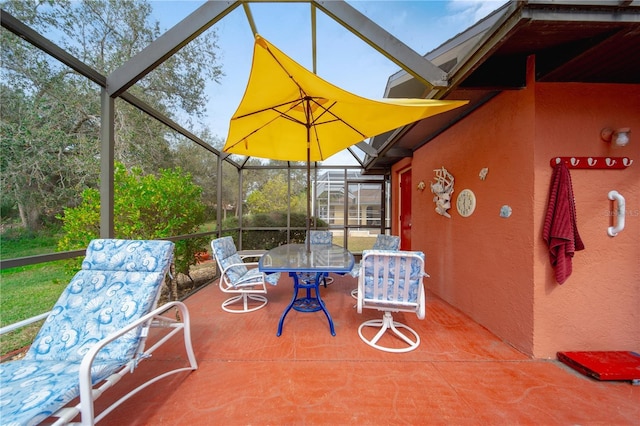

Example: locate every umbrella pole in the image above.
[306,133,311,253]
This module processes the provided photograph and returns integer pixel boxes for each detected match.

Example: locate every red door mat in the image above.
[557,351,640,383]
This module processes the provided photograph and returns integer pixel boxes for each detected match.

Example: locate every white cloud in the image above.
[447,0,508,24]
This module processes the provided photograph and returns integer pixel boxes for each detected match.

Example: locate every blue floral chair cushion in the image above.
[0,358,125,425]
[240,266,280,286]
[211,237,279,286]
[0,239,174,426]
[298,231,334,285]
[306,230,332,245]
[349,234,400,277]
[361,250,425,303]
[211,237,249,283]
[372,234,400,251]
[81,238,173,272]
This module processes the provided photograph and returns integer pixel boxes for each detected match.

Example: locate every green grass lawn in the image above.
[1,237,73,357]
[0,231,61,259]
[342,236,377,253]
[0,263,73,357]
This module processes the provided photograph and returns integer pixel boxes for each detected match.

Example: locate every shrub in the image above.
[221,212,327,249]
[57,163,207,275]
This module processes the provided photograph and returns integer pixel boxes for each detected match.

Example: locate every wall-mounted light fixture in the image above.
[417,181,426,191]
[601,127,631,147]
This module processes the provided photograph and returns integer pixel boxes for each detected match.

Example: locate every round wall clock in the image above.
[456,189,476,217]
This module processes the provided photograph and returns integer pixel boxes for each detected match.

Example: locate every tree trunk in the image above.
[17,202,42,231]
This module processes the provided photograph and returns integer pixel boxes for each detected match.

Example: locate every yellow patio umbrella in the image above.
[224,35,468,247]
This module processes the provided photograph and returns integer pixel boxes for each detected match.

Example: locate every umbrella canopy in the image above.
[224,35,468,249]
[224,35,468,162]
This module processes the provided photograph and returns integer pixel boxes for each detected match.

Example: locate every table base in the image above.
[292,298,322,312]
[277,272,335,336]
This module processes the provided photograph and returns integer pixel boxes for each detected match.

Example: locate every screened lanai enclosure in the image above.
[1,0,456,277]
[1,0,469,356]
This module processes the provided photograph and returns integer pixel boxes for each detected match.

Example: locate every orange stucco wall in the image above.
[392,60,639,358]
[532,83,640,358]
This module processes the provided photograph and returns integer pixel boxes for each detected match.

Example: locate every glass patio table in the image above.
[259,243,355,336]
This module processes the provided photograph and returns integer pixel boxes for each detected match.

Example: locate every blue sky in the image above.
[150,0,508,163]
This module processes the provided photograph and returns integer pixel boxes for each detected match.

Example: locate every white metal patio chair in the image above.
[350,234,400,299]
[0,239,197,425]
[211,236,280,313]
[356,250,428,353]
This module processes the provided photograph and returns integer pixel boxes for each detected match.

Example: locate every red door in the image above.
[399,169,412,250]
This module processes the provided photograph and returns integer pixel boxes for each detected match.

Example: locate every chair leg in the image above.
[358,311,420,353]
[221,293,268,313]
[322,274,334,287]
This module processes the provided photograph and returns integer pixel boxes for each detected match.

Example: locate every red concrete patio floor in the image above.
[97,273,639,425]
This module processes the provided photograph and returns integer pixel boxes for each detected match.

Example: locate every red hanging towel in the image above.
[543,162,585,284]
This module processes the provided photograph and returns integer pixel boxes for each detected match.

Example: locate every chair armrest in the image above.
[220,261,268,288]
[356,274,365,314]
[78,301,193,423]
[221,261,259,276]
[0,311,51,335]
[238,250,267,260]
[418,286,426,320]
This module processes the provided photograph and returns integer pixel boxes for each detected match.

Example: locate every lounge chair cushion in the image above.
[81,238,173,273]
[0,239,174,425]
[24,269,165,363]
[0,359,124,425]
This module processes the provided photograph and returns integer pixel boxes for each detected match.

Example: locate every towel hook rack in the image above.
[550,157,632,169]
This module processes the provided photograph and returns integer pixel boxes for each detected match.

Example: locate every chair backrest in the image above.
[372,234,400,251]
[306,230,333,245]
[25,239,174,363]
[211,236,248,283]
[361,250,425,306]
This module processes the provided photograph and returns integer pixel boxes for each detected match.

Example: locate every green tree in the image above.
[57,163,207,275]
[0,0,223,230]
[172,130,224,219]
[0,83,100,230]
[246,174,307,214]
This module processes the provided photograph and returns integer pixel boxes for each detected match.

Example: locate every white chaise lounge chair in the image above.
[0,239,197,425]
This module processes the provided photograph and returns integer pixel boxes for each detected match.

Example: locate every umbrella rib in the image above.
[263,42,308,98]
[226,100,308,151]
[229,39,369,156]
[261,41,369,141]
[308,98,367,139]
[233,99,304,122]
[305,98,368,159]
[259,43,361,135]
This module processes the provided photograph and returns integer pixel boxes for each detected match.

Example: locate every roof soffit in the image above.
[364,0,640,172]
